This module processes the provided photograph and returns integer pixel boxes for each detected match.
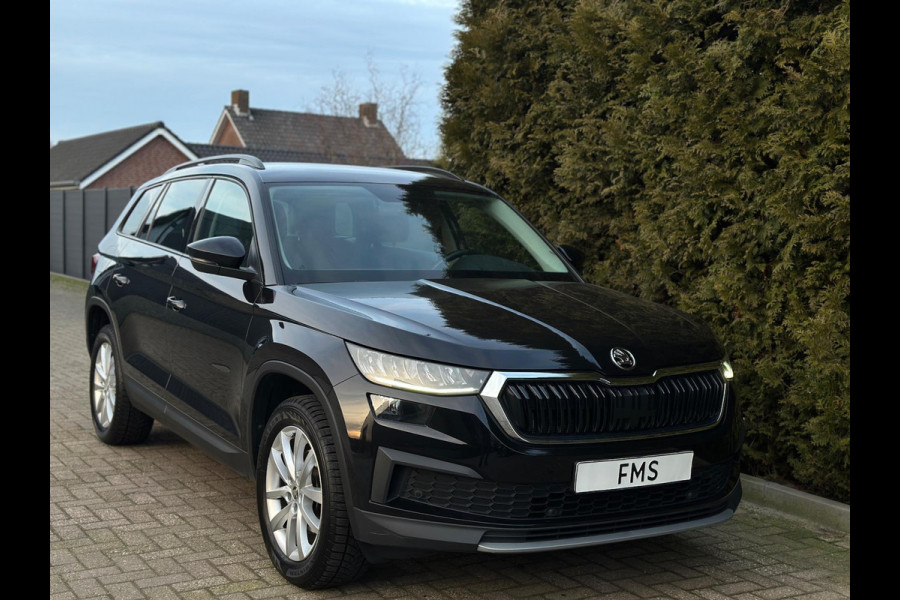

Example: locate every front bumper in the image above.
[352,479,741,553]
[332,372,744,554]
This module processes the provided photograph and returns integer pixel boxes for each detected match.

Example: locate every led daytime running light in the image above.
[347,343,489,395]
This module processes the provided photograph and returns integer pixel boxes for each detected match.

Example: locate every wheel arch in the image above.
[247,361,353,487]
[85,295,116,355]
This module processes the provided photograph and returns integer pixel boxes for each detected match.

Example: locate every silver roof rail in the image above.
[384,165,463,181]
[166,154,265,173]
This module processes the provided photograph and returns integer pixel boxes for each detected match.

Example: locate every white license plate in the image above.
[574,451,694,493]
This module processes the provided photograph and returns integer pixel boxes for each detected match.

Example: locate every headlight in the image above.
[721,360,734,381]
[346,343,489,395]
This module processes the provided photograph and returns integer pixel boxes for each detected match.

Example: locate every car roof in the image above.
[257,162,445,184]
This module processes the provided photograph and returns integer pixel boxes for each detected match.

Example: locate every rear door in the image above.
[107,178,210,398]
[106,184,174,397]
[165,178,259,445]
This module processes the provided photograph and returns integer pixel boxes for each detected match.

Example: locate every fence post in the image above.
[81,190,86,279]
[61,191,67,278]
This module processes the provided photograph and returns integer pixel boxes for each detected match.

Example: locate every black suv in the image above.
[85,155,743,589]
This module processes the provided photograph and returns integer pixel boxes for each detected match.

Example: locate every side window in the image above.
[194,180,254,260]
[119,186,162,237]
[144,179,207,251]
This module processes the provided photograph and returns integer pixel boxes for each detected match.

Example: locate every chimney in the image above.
[359,102,378,126]
[231,89,250,115]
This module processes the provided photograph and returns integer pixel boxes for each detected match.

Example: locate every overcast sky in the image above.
[50,0,461,158]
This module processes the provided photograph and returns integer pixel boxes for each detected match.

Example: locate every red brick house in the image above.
[208,89,406,166]
[49,122,196,190]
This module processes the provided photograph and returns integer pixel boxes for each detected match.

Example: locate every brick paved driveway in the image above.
[50,275,850,600]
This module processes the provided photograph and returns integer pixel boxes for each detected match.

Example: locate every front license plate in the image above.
[574,451,694,493]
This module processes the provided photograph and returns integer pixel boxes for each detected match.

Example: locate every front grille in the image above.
[499,370,725,438]
[396,460,737,522]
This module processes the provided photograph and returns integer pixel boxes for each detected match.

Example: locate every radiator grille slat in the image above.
[499,370,725,439]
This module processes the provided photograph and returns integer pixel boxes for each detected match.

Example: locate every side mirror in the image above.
[187,236,256,280]
[556,244,585,273]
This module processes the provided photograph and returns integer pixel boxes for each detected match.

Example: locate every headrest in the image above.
[374,213,408,243]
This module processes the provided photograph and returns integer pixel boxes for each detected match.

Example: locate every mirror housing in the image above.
[556,244,586,273]
[187,236,256,280]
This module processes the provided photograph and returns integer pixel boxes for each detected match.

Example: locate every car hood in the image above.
[283,278,723,374]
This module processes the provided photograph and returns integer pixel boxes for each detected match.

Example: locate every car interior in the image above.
[270,186,445,272]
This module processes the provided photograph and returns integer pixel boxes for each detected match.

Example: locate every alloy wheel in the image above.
[92,341,116,429]
[264,425,323,561]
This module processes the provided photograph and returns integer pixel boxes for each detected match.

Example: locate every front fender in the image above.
[242,318,365,503]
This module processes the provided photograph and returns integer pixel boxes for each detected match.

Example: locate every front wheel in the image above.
[256,395,367,589]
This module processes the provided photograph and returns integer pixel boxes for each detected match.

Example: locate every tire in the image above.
[89,325,154,445]
[256,395,368,589]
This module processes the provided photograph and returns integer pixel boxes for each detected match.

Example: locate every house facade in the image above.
[49,122,196,190]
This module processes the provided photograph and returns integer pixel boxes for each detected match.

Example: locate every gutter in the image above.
[50,180,80,190]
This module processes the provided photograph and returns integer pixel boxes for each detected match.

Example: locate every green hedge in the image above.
[441,0,850,502]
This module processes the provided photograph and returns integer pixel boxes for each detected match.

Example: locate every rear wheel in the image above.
[89,325,153,444]
[256,395,367,589]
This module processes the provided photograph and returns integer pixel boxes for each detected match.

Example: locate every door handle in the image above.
[112,274,130,287]
[166,296,187,312]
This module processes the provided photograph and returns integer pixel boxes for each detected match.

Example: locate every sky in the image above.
[49,0,461,158]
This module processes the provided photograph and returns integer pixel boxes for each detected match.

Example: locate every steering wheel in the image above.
[432,248,480,269]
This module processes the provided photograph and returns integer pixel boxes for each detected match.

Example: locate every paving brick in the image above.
[754,586,803,599]
[715,581,762,596]
[49,276,851,599]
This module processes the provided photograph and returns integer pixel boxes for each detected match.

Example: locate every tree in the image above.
[441,0,850,501]
[313,53,427,159]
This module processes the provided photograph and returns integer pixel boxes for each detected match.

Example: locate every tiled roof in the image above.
[50,122,166,186]
[222,107,405,166]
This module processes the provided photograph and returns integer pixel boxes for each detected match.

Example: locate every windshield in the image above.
[267,182,574,284]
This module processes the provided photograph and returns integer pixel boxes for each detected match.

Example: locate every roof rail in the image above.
[166,154,265,174]
[384,165,463,181]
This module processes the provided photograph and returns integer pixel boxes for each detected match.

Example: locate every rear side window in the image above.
[119,186,162,237]
[194,179,254,256]
[144,179,207,251]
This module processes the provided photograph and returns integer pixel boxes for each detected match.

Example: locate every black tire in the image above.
[89,325,154,445]
[256,395,368,589]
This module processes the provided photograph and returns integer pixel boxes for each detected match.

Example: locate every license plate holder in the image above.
[574,451,694,493]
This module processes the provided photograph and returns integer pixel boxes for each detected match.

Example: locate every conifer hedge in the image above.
[441,0,850,501]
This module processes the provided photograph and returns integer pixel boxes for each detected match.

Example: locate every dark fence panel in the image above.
[50,191,65,273]
[106,188,134,231]
[84,189,108,278]
[50,187,136,279]
[64,191,84,279]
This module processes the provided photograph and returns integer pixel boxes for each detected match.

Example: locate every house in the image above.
[207,89,406,166]
[50,89,416,190]
[49,122,197,190]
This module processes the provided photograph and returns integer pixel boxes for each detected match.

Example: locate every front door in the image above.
[164,178,259,446]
